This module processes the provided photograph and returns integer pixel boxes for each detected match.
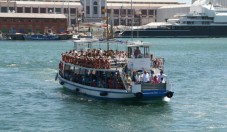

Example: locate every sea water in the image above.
[0,38,226,131]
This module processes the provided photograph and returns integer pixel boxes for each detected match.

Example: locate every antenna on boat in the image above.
[106,8,109,50]
[131,0,133,41]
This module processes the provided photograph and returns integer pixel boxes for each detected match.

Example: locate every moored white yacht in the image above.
[117,0,227,38]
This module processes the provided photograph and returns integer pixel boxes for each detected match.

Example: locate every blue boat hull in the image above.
[58,76,172,101]
[117,25,227,38]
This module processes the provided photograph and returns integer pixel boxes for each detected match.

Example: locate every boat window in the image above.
[144,47,150,58]
[128,47,133,58]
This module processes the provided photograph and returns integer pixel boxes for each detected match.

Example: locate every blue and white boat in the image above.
[55,39,173,101]
[23,34,59,40]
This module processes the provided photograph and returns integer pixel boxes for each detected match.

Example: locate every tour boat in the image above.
[55,39,174,101]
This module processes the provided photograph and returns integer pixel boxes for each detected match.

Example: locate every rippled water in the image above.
[0,39,226,131]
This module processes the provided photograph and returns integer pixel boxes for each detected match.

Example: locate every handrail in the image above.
[119,69,128,92]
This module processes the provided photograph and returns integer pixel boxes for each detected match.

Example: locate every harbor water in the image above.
[0,38,226,131]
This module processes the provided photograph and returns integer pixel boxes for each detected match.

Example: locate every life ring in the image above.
[100,91,108,96]
[166,92,174,98]
[60,81,64,85]
[135,92,143,98]
[75,88,80,92]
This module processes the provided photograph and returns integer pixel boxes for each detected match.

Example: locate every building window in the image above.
[127,19,132,26]
[64,8,68,13]
[9,7,15,12]
[120,19,126,25]
[40,8,46,13]
[101,7,105,14]
[25,7,31,13]
[48,8,54,13]
[71,19,76,24]
[127,9,133,16]
[148,10,154,16]
[1,7,7,13]
[86,6,90,14]
[114,19,119,25]
[70,8,76,14]
[55,8,61,13]
[114,9,119,16]
[141,10,147,16]
[33,8,38,13]
[107,9,111,14]
[120,9,126,16]
[93,1,98,15]
[17,7,23,13]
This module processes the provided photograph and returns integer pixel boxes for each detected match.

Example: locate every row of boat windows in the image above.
[180,21,211,25]
[60,65,125,89]
[171,26,216,30]
[183,16,214,20]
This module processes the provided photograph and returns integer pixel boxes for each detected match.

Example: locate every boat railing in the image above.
[119,69,128,92]
[109,58,127,68]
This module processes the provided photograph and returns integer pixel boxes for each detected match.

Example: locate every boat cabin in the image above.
[127,43,151,59]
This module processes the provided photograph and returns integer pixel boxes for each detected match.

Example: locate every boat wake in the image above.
[163,96,171,102]
[7,63,17,67]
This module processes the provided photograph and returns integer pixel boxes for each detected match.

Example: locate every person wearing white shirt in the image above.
[158,70,167,83]
[142,71,150,83]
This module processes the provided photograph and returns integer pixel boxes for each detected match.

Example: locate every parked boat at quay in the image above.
[5,33,72,40]
[55,39,173,101]
[116,0,227,38]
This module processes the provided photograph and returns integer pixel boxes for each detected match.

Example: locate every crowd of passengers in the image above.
[61,48,127,69]
[59,64,167,90]
[61,69,125,89]
[124,69,167,89]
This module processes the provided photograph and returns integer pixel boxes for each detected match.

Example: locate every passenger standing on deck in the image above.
[135,72,141,83]
[131,71,137,82]
[134,47,141,58]
[150,70,154,81]
[158,70,167,83]
[152,76,159,84]
[124,74,132,90]
[142,71,150,83]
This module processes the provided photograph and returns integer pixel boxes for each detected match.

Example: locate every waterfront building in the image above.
[0,1,81,27]
[0,0,183,23]
[0,13,67,34]
[0,0,189,33]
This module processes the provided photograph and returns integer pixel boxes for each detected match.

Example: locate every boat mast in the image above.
[104,0,109,50]
[131,0,133,40]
